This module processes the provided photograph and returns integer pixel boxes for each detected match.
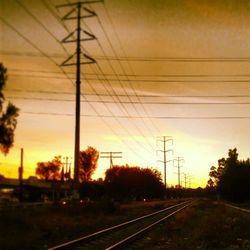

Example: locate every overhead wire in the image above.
[78,4,157,152]
[8,72,250,84]
[102,2,161,134]
[0,13,116,152]
[83,64,155,154]
[2,3,249,128]
[3,50,250,62]
[6,88,250,99]
[6,95,250,105]
[7,68,250,78]
[90,3,161,138]
[45,0,152,158]
[87,55,250,62]
[21,111,250,120]
[58,0,156,153]
[52,1,153,156]
[15,0,69,55]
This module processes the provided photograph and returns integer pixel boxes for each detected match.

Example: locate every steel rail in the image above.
[48,200,192,250]
[106,202,193,250]
[223,202,250,213]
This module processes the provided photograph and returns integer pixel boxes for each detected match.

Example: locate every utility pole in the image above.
[174,157,184,188]
[18,148,23,201]
[188,175,193,188]
[63,156,73,181]
[182,173,188,189]
[57,1,100,188]
[156,136,173,187]
[100,152,122,168]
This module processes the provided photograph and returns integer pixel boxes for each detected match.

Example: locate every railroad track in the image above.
[48,199,194,250]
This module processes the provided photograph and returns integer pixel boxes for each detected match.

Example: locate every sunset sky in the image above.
[1,0,250,188]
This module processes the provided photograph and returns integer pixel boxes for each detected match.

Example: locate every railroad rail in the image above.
[48,199,194,250]
[223,202,250,213]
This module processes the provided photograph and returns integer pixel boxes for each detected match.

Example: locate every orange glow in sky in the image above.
[1,0,250,188]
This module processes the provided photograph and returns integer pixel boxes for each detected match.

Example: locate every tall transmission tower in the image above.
[174,157,184,188]
[182,173,189,189]
[188,174,193,188]
[182,173,188,189]
[100,152,122,168]
[57,1,101,186]
[156,136,173,187]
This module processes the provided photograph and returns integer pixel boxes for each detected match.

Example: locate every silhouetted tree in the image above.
[207,159,225,188]
[207,148,250,202]
[105,165,165,200]
[0,63,19,155]
[79,146,99,182]
[36,156,62,181]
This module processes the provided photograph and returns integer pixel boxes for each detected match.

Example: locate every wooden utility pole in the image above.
[18,148,23,201]
[63,156,72,181]
[100,152,122,168]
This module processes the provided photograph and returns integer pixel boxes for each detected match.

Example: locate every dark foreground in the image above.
[0,199,249,250]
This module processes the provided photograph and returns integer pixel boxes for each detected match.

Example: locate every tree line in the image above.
[207,148,250,202]
[35,146,99,182]
[35,146,166,200]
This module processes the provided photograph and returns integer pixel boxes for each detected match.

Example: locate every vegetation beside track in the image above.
[0,199,178,249]
[0,199,249,250]
[141,199,250,250]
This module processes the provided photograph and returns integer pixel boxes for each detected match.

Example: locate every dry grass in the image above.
[0,199,176,250]
[1,199,249,250]
[143,199,250,250]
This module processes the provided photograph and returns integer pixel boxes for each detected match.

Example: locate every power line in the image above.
[20,111,250,119]
[9,73,250,83]
[84,66,155,154]
[93,6,160,138]
[1,4,152,161]
[3,50,250,62]
[7,96,250,105]
[15,0,69,55]
[6,88,250,99]
[52,0,156,154]
[8,67,250,79]
[0,17,60,66]
[77,32,156,152]
[0,13,132,161]
[37,1,151,178]
[47,0,155,159]
[100,151,122,168]
[88,56,250,63]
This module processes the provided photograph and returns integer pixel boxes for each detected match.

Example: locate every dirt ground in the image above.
[142,199,250,250]
[0,199,249,250]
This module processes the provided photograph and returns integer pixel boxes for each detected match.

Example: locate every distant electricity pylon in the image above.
[182,173,188,189]
[57,1,102,185]
[174,157,184,188]
[100,152,122,168]
[62,156,72,181]
[156,136,173,187]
